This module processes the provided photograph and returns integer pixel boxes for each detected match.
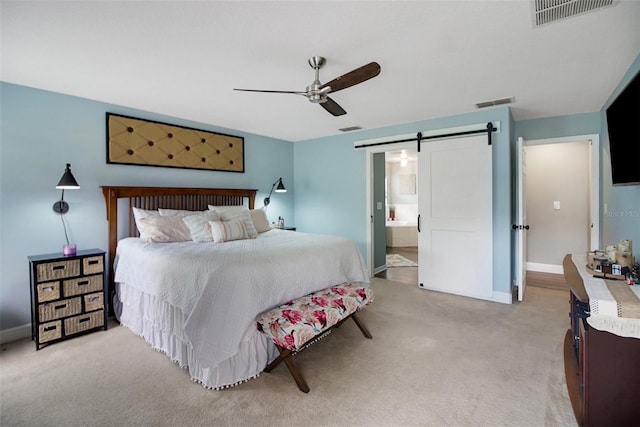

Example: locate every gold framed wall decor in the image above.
[106,113,244,173]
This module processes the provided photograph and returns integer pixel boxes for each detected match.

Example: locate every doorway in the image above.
[515,134,600,294]
[376,148,418,285]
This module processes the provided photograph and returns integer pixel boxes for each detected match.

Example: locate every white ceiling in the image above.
[2,1,639,142]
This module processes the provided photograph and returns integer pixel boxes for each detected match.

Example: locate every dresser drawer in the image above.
[39,297,81,322]
[37,281,60,303]
[64,310,104,336]
[36,259,80,281]
[83,292,104,312]
[63,275,103,297]
[39,320,62,343]
[83,256,104,275]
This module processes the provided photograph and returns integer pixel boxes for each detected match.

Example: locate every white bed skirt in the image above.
[116,283,278,389]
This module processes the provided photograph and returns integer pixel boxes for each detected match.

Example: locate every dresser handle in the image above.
[43,286,54,292]
[88,296,100,302]
[78,281,89,286]
[79,317,90,324]
[44,325,58,332]
[88,260,99,265]
[54,303,67,310]
[53,265,65,271]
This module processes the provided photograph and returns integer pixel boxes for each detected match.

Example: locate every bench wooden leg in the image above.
[351,312,373,339]
[269,346,310,393]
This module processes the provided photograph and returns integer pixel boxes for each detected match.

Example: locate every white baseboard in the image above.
[492,291,513,304]
[526,262,563,275]
[0,323,31,345]
[373,264,387,275]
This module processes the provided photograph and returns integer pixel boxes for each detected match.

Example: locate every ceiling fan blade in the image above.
[320,97,347,116]
[234,88,306,95]
[320,62,381,93]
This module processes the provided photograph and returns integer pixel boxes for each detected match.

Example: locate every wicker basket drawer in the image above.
[36,259,80,281]
[64,310,104,336]
[63,275,103,297]
[37,281,60,303]
[39,297,81,322]
[39,320,62,343]
[83,256,104,275]
[84,292,104,312]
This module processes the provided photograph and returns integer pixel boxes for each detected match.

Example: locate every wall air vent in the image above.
[533,0,617,27]
[475,97,515,109]
[339,126,363,132]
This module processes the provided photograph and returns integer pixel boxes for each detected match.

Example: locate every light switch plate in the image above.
[553,201,560,210]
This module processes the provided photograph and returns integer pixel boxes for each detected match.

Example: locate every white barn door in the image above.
[418,134,493,299]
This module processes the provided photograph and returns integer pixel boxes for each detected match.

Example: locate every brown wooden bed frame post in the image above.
[100,186,257,317]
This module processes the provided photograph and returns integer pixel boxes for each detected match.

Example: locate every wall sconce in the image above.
[52,163,80,256]
[400,150,408,168]
[264,177,286,207]
[52,163,80,214]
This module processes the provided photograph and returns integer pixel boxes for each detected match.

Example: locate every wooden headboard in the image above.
[100,186,257,315]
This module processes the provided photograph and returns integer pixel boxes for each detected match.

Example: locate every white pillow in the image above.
[132,207,160,238]
[182,211,221,242]
[250,208,271,233]
[136,216,192,243]
[208,205,258,238]
[209,219,249,243]
[159,208,208,217]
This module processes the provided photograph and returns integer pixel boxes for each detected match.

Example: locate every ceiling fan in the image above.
[234,56,381,116]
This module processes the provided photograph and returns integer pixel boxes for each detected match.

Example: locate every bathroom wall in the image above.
[385,155,418,223]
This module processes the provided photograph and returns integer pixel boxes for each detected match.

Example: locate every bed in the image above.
[101,186,368,389]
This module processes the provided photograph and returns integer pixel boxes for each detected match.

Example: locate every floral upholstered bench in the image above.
[256,283,374,393]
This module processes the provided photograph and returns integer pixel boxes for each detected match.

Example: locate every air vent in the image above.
[339,126,363,132]
[533,0,616,26]
[475,97,515,109]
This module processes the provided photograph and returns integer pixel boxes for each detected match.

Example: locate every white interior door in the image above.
[418,134,493,300]
[515,137,528,301]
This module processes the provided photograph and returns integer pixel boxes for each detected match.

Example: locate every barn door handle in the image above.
[417,215,421,232]
[512,224,530,230]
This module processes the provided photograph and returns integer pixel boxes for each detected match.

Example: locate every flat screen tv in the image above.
[605,70,640,185]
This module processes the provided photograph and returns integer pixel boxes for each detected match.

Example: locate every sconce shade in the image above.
[53,163,80,215]
[264,177,286,207]
[56,164,80,189]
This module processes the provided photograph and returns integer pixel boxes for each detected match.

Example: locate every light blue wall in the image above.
[0,82,293,331]
[599,54,640,248]
[293,107,514,297]
[514,112,601,141]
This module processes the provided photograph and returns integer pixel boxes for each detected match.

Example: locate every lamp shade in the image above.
[275,178,286,192]
[56,163,80,189]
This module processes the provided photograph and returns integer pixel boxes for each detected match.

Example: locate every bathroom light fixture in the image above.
[52,163,80,214]
[264,177,286,207]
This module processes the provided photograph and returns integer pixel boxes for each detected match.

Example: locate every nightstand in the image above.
[28,248,107,350]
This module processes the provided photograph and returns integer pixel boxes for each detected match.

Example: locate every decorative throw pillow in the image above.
[136,216,192,243]
[132,207,160,238]
[182,211,221,242]
[250,208,271,233]
[209,219,249,243]
[208,205,258,238]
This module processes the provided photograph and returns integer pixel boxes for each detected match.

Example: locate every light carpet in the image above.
[386,253,418,267]
[0,278,576,427]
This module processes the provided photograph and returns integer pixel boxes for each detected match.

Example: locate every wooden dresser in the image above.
[29,249,107,350]
[563,254,640,427]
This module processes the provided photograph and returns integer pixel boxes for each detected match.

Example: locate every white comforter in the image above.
[114,229,368,371]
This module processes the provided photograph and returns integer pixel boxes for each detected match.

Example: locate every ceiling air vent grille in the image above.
[533,0,616,26]
[339,126,363,132]
[475,97,514,109]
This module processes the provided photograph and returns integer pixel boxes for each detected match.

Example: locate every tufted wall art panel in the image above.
[106,113,244,172]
